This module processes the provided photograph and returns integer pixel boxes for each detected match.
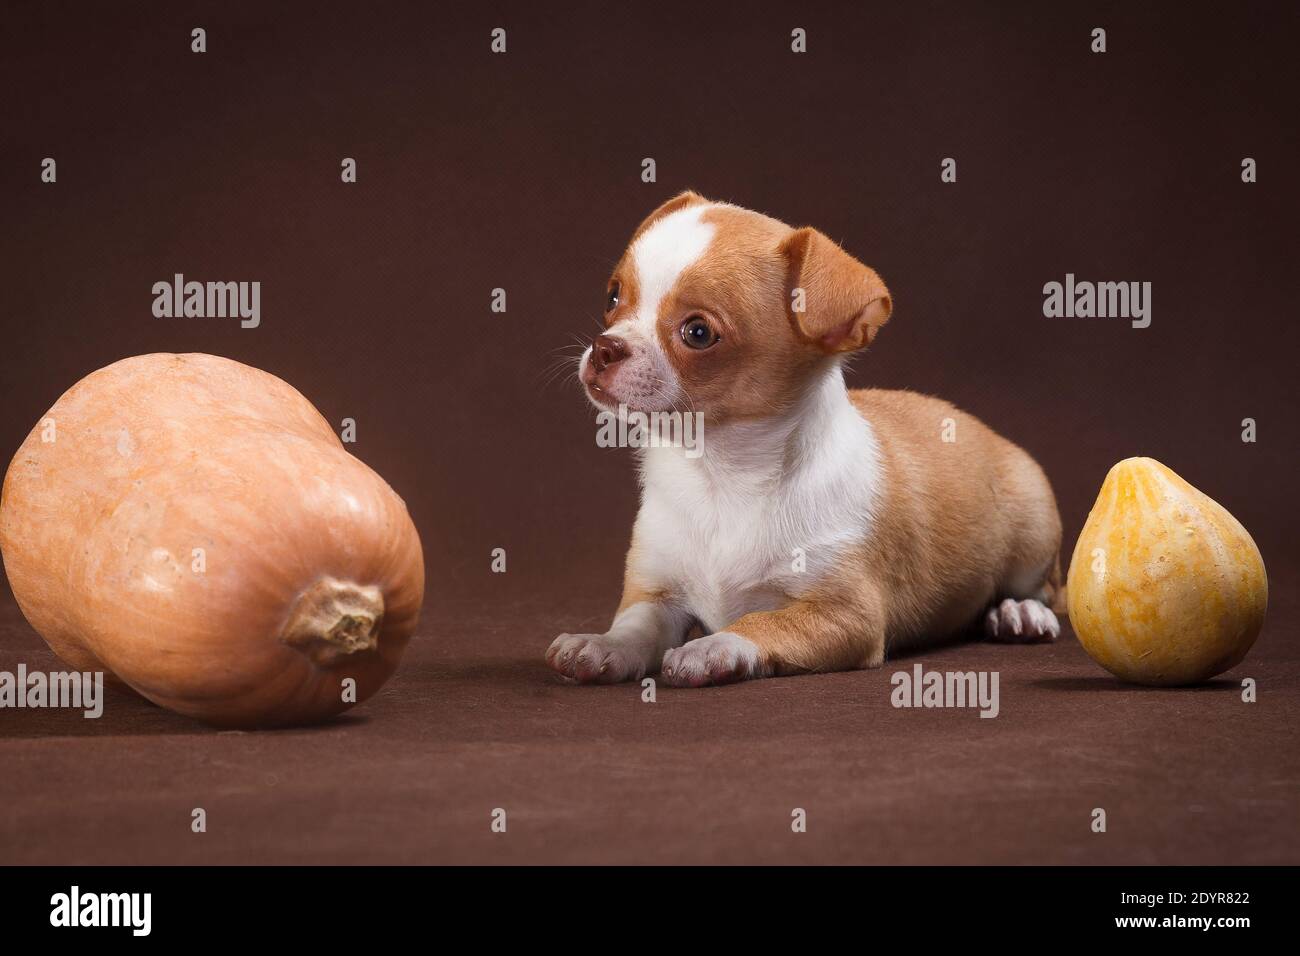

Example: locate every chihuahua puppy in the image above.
[547,192,1064,687]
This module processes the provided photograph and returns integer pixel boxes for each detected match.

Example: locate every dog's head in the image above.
[579,191,892,423]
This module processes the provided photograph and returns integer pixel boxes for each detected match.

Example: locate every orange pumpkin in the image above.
[0,353,424,727]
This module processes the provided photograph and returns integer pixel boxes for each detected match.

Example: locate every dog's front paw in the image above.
[660,632,770,688]
[546,633,646,684]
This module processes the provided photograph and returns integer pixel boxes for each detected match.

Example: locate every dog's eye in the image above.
[606,282,620,313]
[680,316,719,350]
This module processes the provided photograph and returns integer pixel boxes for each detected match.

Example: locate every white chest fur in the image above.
[631,368,881,632]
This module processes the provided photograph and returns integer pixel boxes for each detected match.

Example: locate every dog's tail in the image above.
[1043,554,1068,615]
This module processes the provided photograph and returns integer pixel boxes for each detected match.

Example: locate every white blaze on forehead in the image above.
[630,204,716,329]
[591,203,716,414]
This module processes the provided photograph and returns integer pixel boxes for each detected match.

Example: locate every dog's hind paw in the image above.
[984,598,1059,643]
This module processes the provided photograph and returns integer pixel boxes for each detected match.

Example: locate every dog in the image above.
[547,191,1064,687]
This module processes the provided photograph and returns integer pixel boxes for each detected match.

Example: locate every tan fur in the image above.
[782,226,892,351]
[580,192,1064,679]
[723,390,1061,673]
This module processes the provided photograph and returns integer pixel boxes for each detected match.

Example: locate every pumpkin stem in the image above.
[280,578,385,667]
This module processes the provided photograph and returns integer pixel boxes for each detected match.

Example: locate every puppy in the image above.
[547,192,1064,687]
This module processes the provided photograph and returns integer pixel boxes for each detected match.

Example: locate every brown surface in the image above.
[2,581,1298,865]
[1,3,1298,863]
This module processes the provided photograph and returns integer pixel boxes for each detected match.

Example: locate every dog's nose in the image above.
[590,334,629,373]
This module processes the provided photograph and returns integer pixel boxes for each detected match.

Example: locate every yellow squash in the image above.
[1067,457,1267,685]
[0,353,425,726]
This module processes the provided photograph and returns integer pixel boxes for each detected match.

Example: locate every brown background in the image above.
[1,2,1296,864]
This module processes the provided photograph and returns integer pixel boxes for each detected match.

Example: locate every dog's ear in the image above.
[631,190,709,242]
[782,227,892,353]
